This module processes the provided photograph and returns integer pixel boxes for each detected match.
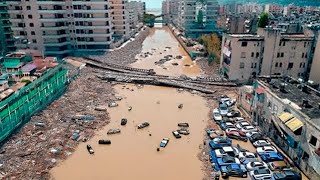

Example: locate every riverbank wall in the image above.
[0,64,69,143]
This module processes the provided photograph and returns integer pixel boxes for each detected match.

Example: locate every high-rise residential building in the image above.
[176,0,220,38]
[220,28,314,83]
[6,0,116,57]
[109,0,130,42]
[128,1,144,33]
[128,0,145,22]
[162,0,179,24]
[0,0,16,55]
[264,4,284,15]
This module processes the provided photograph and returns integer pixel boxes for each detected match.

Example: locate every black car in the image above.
[273,169,302,180]
[249,133,264,143]
[220,164,247,179]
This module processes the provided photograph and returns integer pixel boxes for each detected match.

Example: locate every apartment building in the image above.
[109,0,130,42]
[128,1,144,33]
[176,0,220,38]
[128,0,144,21]
[309,30,320,85]
[264,4,283,15]
[5,0,115,57]
[0,0,16,55]
[162,0,179,24]
[220,28,314,83]
[246,78,320,180]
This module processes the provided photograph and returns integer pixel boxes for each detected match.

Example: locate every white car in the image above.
[256,146,278,154]
[219,103,229,116]
[239,152,258,164]
[240,126,258,133]
[225,99,236,107]
[234,117,245,123]
[246,161,268,171]
[250,167,272,180]
[235,122,251,129]
[246,131,259,138]
[253,140,271,147]
[212,109,222,121]
[214,146,239,157]
[225,128,238,133]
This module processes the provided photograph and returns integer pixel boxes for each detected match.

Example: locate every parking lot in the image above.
[205,95,308,180]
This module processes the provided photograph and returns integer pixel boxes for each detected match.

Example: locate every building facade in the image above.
[248,78,320,180]
[264,4,283,15]
[176,0,220,38]
[220,28,314,83]
[5,0,136,57]
[0,0,16,55]
[162,0,179,24]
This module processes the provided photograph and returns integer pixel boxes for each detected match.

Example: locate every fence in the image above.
[0,64,68,143]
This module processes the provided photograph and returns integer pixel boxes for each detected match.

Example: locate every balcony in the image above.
[37,1,65,5]
[38,9,66,13]
[5,1,21,5]
[72,1,109,5]
[39,18,68,22]
[42,34,69,39]
[11,27,24,31]
[77,41,112,45]
[73,9,109,13]
[45,49,73,55]
[9,18,24,22]
[75,25,111,29]
[44,41,72,46]
[41,26,69,30]
[74,17,110,21]
[75,33,112,37]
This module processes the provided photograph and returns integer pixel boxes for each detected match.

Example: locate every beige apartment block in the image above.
[220,28,314,83]
[6,0,114,57]
[109,0,130,42]
[309,35,320,85]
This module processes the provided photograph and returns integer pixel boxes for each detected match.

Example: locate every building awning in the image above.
[285,117,303,132]
[278,112,294,123]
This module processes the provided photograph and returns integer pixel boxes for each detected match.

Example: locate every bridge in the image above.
[143,14,166,26]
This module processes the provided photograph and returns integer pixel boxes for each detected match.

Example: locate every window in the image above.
[240,62,245,69]
[302,53,304,58]
[241,42,248,47]
[28,15,32,19]
[300,62,303,68]
[288,62,294,69]
[305,53,308,58]
[251,52,254,57]
[275,62,278,67]
[279,62,282,67]
[31,31,35,35]
[32,39,37,43]
[27,6,31,10]
[283,41,286,46]
[277,52,280,58]
[240,52,246,58]
[29,23,34,27]
[281,52,284,57]
[309,136,317,146]
[256,52,259,58]
[304,42,307,47]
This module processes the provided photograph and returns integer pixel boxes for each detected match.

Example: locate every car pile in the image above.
[208,95,302,180]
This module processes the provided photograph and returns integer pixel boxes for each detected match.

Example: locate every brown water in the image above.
[51,85,209,180]
[131,25,201,77]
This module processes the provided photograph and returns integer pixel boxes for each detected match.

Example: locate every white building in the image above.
[6,0,115,57]
[109,0,130,42]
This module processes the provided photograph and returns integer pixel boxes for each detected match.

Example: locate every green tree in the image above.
[199,33,221,65]
[197,10,203,25]
[258,13,269,28]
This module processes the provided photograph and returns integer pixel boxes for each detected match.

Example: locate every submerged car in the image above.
[209,137,232,150]
[172,131,181,139]
[249,133,265,143]
[240,126,258,133]
[235,121,251,129]
[220,122,236,130]
[221,164,247,179]
[217,155,241,167]
[160,138,169,147]
[259,152,284,163]
[107,128,121,135]
[249,167,272,180]
[226,128,248,142]
[137,122,150,129]
[227,110,241,118]
[267,161,288,171]
[238,152,258,164]
[219,103,229,116]
[212,109,222,122]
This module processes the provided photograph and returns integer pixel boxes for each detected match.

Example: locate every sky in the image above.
[134,0,162,9]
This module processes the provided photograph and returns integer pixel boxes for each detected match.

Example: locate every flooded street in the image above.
[51,85,209,180]
[131,24,201,77]
[51,26,208,180]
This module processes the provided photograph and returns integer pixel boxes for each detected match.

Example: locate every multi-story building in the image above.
[128,2,139,33]
[5,0,118,57]
[264,4,283,15]
[110,0,130,42]
[220,28,314,83]
[176,0,220,38]
[128,1,145,22]
[0,0,16,55]
[309,27,320,86]
[246,77,320,180]
[162,0,179,24]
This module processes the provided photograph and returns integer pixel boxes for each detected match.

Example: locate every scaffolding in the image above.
[0,64,68,142]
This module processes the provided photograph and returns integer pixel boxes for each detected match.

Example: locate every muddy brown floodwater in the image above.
[51,25,208,180]
[51,85,209,180]
[131,25,201,77]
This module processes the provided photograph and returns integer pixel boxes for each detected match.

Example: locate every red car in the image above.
[225,128,248,142]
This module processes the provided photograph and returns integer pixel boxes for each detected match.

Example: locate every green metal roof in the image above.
[2,61,23,68]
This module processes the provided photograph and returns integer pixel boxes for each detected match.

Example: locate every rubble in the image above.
[0,68,114,179]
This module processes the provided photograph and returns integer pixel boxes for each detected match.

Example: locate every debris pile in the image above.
[0,68,115,179]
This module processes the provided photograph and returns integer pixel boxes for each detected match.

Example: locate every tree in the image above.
[197,10,203,25]
[258,13,269,28]
[199,33,221,65]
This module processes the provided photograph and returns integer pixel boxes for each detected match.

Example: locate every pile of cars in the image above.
[208,95,302,180]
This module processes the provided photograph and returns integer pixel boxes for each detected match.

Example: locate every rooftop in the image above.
[5,52,26,58]
[259,77,320,120]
